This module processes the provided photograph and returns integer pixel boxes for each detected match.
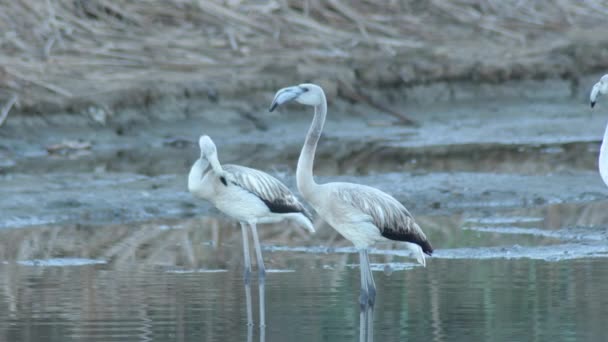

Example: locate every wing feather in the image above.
[224,165,312,219]
[335,184,433,255]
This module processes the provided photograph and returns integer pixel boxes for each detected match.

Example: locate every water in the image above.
[1,202,607,342]
[3,97,608,341]
[1,256,607,341]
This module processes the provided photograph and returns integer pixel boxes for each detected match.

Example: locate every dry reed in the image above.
[0,0,606,113]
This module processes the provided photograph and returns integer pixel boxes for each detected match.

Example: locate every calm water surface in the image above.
[1,200,608,341]
[1,249,607,341]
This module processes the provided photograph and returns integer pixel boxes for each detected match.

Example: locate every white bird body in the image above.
[188,161,313,229]
[308,182,428,256]
[312,184,384,248]
[590,74,608,187]
[188,161,264,222]
[190,166,266,222]
[188,135,314,327]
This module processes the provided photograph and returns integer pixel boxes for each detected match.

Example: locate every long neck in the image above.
[207,152,223,174]
[297,95,326,199]
[600,122,608,185]
[188,158,210,195]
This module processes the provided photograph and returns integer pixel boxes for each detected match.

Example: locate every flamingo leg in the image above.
[247,324,253,342]
[250,222,266,327]
[260,323,266,342]
[241,222,254,326]
[363,249,376,341]
[358,250,370,309]
[366,305,375,341]
[362,249,376,307]
[358,249,370,340]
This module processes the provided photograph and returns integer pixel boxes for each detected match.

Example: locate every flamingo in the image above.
[188,135,314,326]
[268,83,433,316]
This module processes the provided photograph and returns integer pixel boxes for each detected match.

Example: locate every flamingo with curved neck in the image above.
[188,135,314,327]
[269,84,433,321]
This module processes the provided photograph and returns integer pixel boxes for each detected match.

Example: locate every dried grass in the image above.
[0,0,606,112]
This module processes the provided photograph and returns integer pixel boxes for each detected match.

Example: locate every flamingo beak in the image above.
[269,86,305,112]
[590,83,600,109]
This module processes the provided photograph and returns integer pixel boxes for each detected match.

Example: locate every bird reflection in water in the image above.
[245,294,266,342]
[244,304,369,342]
[360,301,374,342]
[245,322,266,342]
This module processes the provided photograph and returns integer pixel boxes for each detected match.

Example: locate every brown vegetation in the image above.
[1,0,608,114]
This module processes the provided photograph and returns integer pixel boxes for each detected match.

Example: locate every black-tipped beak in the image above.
[269,102,279,112]
[591,101,596,108]
[269,86,305,112]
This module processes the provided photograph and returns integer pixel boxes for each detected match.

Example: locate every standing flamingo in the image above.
[269,84,433,316]
[188,135,314,327]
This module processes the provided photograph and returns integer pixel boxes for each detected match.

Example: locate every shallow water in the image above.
[1,198,608,342]
[1,254,607,341]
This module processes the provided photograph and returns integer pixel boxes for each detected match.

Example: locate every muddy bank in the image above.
[2,89,608,231]
[1,71,604,142]
[2,167,606,230]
